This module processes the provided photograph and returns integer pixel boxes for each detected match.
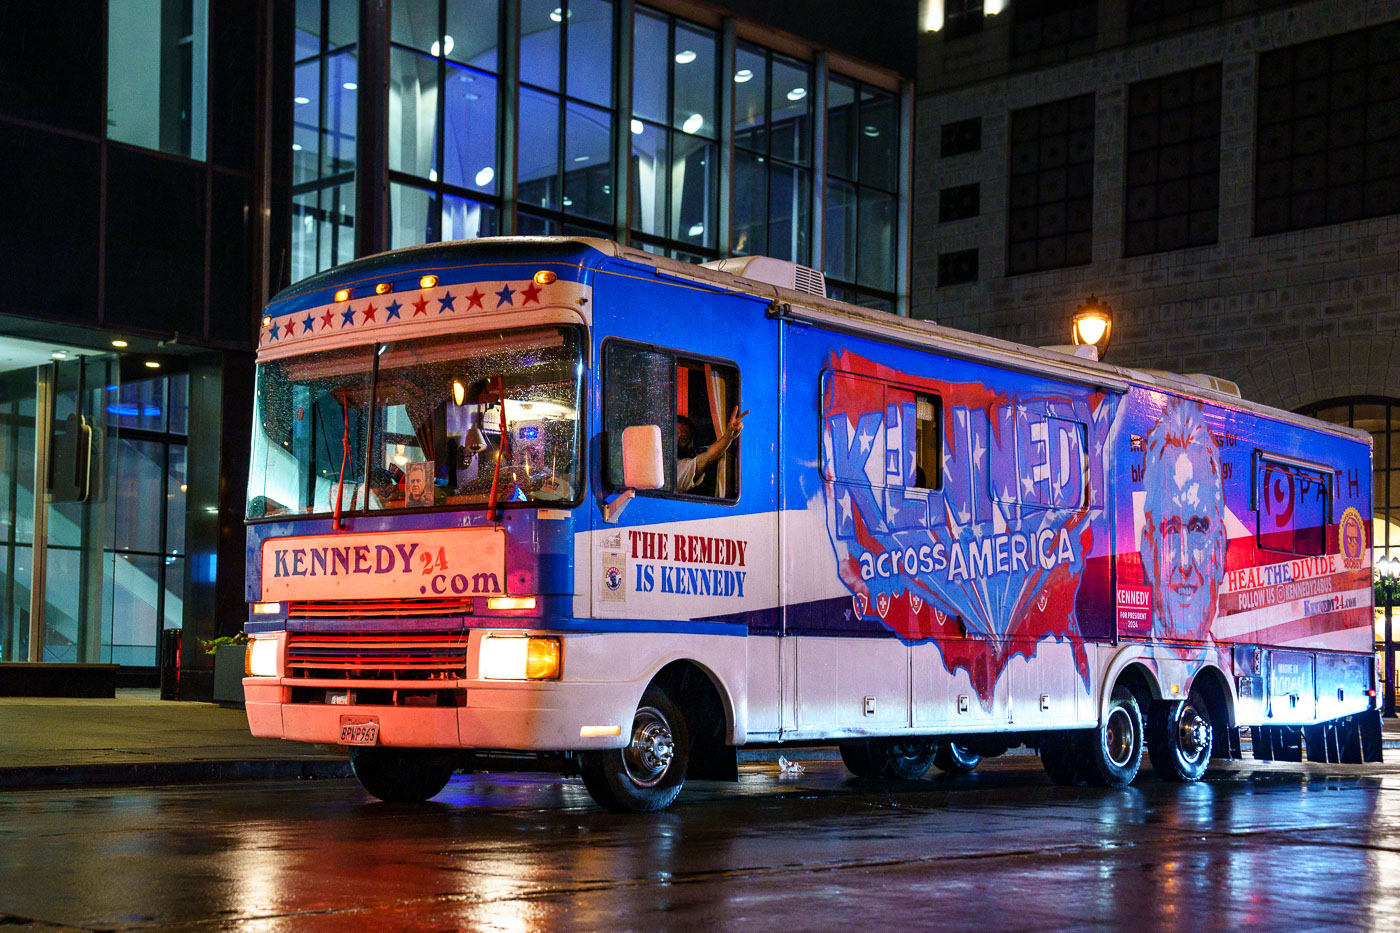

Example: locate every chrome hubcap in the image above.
[1177,705,1212,760]
[623,706,674,787]
[1105,707,1136,768]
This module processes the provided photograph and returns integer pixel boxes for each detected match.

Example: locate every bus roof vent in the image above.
[701,256,828,297]
[1184,373,1242,397]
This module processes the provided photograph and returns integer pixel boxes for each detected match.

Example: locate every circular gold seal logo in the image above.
[1339,506,1366,569]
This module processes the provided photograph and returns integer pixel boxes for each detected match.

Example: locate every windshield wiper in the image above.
[487,375,510,522]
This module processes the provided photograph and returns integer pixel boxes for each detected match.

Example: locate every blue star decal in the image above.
[269,322,281,340]
[495,284,516,307]
[385,300,402,321]
[438,292,456,313]
[302,314,315,334]
[341,307,357,327]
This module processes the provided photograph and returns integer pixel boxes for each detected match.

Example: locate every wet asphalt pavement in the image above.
[2,755,1399,932]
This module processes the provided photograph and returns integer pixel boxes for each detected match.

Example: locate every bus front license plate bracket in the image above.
[339,717,380,746]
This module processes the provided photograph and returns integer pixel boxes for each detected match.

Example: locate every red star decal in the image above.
[361,302,378,323]
[320,308,335,329]
[466,288,485,310]
[520,282,541,305]
[412,296,430,316]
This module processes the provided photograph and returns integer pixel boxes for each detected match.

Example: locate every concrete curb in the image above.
[0,759,353,790]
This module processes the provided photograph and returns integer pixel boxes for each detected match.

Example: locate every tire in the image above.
[1082,688,1145,788]
[1039,732,1085,786]
[839,739,935,779]
[1147,696,1213,782]
[349,747,454,802]
[580,686,690,812]
[933,742,982,774]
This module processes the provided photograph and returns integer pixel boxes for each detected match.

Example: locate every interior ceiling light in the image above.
[144,360,161,369]
[343,81,357,91]
[294,96,310,105]
[292,143,303,151]
[787,87,807,101]
[549,7,570,22]
[111,339,129,348]
[51,351,67,360]
[430,35,455,57]
[630,119,644,135]
[674,49,696,64]
[682,113,704,134]
[734,69,753,83]
[476,166,495,186]
[863,125,880,137]
[572,155,590,162]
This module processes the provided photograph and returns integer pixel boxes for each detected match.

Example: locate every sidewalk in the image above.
[0,689,351,789]
[1,690,1396,790]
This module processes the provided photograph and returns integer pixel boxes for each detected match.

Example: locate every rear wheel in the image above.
[1147,696,1213,782]
[839,739,936,779]
[1082,688,1144,787]
[580,686,690,812]
[349,747,455,802]
[933,742,982,774]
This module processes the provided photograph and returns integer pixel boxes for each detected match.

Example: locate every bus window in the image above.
[912,392,942,490]
[368,327,584,510]
[1256,456,1328,555]
[247,345,373,518]
[604,340,740,500]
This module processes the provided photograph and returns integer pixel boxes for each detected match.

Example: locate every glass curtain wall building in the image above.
[291,0,911,311]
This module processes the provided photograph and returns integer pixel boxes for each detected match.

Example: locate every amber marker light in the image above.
[375,282,392,295]
[261,315,272,327]
[420,274,439,288]
[533,270,557,285]
[524,637,561,680]
[252,602,282,614]
[580,725,623,738]
[334,288,351,302]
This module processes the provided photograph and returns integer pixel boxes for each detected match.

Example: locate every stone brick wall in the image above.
[912,0,1400,412]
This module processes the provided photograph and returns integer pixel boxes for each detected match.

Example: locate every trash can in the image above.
[158,628,182,700]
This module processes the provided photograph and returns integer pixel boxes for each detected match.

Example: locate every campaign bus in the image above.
[243,237,1382,811]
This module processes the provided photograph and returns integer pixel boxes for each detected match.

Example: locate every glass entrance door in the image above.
[0,338,118,663]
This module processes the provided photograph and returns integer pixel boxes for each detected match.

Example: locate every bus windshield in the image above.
[247,325,584,519]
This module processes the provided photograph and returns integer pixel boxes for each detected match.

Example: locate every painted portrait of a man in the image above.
[1139,399,1227,641]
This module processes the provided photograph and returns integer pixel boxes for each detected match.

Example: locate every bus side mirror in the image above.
[622,425,664,490]
[603,425,664,524]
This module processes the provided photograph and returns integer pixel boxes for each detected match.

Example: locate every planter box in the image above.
[212,645,247,706]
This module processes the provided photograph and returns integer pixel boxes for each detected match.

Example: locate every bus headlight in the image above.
[247,637,279,677]
[479,634,561,681]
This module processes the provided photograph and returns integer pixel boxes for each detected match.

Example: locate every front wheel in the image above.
[933,742,982,774]
[1147,697,1213,782]
[580,686,690,812]
[349,747,455,802]
[1082,688,1144,787]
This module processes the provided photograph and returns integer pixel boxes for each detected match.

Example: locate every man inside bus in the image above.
[676,407,748,493]
[1138,399,1227,642]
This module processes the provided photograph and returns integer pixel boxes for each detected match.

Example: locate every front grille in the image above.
[286,631,468,682]
[287,598,472,619]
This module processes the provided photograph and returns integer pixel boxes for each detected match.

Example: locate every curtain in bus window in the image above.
[1257,459,1328,555]
[703,362,728,498]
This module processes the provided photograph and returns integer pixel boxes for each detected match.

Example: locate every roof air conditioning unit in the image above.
[701,256,827,297]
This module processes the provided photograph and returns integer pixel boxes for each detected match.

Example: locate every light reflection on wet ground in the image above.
[3,755,1400,931]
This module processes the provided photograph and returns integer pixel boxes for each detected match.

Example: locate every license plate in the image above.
[338,717,379,746]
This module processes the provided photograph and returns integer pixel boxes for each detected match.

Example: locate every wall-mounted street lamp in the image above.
[1072,295,1113,359]
[1376,555,1399,717]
